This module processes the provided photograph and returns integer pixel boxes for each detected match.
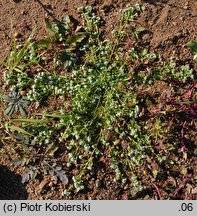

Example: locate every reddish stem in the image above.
[152,183,162,200]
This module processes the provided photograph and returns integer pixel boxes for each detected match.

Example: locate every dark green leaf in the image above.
[187,41,197,54]
[66,33,87,44]
[34,38,52,49]
[0,94,11,103]
[19,105,27,116]
[15,104,19,112]
[5,105,15,115]
[45,18,57,35]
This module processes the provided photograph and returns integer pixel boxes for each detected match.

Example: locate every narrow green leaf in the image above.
[16,45,29,63]
[19,105,27,116]
[12,36,18,63]
[45,143,58,156]
[136,26,146,33]
[8,125,33,136]
[5,105,15,115]
[4,122,9,131]
[13,66,23,73]
[10,118,48,123]
[36,113,67,119]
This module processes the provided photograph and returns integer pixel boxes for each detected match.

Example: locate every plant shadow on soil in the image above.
[35,0,59,22]
[0,165,27,200]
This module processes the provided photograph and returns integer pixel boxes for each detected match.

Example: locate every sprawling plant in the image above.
[0,4,195,198]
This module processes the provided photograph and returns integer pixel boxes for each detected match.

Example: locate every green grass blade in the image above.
[8,125,33,136]
[10,119,49,123]
[35,113,66,119]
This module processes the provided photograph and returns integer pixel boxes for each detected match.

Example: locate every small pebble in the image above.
[183,2,189,10]
[14,32,22,38]
[172,22,177,26]
[95,179,101,188]
[21,10,28,15]
[192,187,197,194]
[124,185,129,190]
[182,29,188,35]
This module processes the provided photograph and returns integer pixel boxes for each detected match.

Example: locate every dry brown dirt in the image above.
[1,0,197,60]
[0,0,196,200]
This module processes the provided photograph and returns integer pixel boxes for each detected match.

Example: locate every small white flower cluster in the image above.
[113,167,125,182]
[77,5,93,13]
[3,71,29,91]
[78,6,101,33]
[31,128,53,146]
[3,71,11,86]
[121,4,145,21]
[27,72,67,101]
[51,20,70,42]
[175,65,194,83]
[72,176,84,192]
[68,152,77,163]
[63,190,71,196]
